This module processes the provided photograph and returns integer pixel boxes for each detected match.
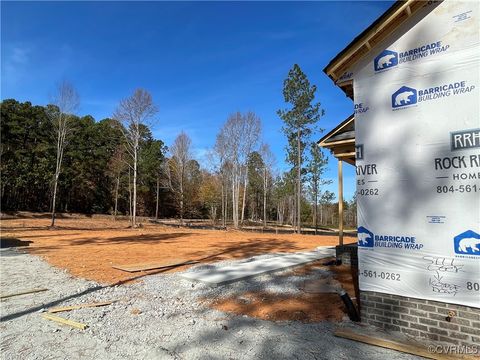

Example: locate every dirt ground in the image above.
[0,214,355,285]
[0,247,419,360]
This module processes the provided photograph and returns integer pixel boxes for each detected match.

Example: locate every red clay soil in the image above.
[210,261,358,323]
[0,215,355,285]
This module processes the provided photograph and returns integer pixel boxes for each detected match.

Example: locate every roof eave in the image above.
[323,0,423,85]
[317,114,355,146]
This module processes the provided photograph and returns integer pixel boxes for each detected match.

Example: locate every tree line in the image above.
[1,65,356,230]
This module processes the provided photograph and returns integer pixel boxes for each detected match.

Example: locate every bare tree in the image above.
[128,168,132,221]
[240,112,261,225]
[47,81,79,227]
[307,143,330,234]
[216,113,240,228]
[113,89,158,227]
[156,159,169,220]
[206,149,227,227]
[108,146,127,220]
[208,147,223,226]
[168,131,192,223]
[216,112,261,229]
[260,143,275,228]
[155,176,160,220]
[213,132,233,228]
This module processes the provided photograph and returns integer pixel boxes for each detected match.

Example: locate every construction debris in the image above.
[0,288,48,299]
[130,308,142,315]
[47,301,114,313]
[334,329,473,360]
[41,313,88,330]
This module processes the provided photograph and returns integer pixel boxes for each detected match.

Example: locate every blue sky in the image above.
[1,1,394,201]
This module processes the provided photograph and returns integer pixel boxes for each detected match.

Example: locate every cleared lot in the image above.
[0,215,354,284]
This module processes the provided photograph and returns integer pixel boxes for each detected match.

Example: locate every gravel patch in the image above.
[180,253,333,297]
[0,248,422,360]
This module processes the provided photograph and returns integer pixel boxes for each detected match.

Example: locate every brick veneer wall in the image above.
[360,291,480,346]
[336,243,358,267]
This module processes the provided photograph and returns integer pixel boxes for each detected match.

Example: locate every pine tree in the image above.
[307,143,331,234]
[277,64,324,233]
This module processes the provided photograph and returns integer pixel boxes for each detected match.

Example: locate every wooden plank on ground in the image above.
[47,301,114,313]
[41,313,88,330]
[0,288,48,299]
[112,259,199,272]
[334,329,476,360]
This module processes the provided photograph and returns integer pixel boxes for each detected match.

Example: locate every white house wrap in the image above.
[353,1,480,308]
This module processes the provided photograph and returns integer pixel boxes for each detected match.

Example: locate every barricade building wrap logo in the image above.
[392,86,417,109]
[374,50,398,72]
[374,41,449,73]
[358,226,423,250]
[354,103,369,114]
[358,226,374,247]
[417,81,474,101]
[454,230,480,256]
[398,41,449,63]
[391,81,475,110]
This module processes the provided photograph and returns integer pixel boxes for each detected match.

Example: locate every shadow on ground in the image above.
[0,237,33,248]
[0,263,180,322]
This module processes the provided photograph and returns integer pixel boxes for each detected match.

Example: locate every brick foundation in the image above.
[336,243,358,266]
[360,291,480,346]
[335,244,478,345]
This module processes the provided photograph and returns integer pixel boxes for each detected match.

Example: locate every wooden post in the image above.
[338,159,344,246]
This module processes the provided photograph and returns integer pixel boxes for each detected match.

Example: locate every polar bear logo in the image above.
[357,226,374,247]
[395,91,415,106]
[377,54,396,69]
[454,230,480,255]
[358,232,371,245]
[458,237,480,253]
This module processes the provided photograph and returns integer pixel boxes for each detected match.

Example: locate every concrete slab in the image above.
[181,247,335,286]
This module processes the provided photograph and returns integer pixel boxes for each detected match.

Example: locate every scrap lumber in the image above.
[334,329,475,360]
[47,301,114,313]
[112,259,199,273]
[0,288,48,299]
[41,313,88,330]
